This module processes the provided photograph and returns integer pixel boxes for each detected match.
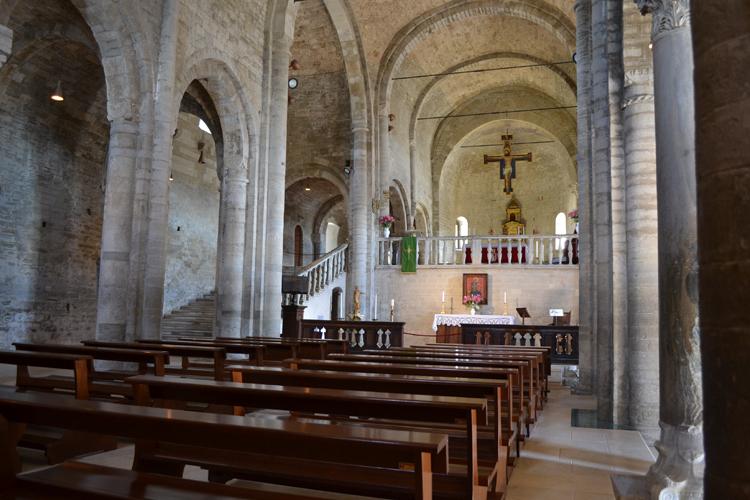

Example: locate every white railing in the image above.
[297,243,348,296]
[376,235,578,267]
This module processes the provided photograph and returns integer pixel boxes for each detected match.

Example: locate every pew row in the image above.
[0,387,446,500]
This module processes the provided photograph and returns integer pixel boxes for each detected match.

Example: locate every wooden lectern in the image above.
[516,307,531,325]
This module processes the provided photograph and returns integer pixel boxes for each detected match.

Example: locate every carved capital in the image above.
[634,0,690,39]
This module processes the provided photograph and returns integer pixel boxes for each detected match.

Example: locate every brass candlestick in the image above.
[390,303,395,322]
[440,300,446,314]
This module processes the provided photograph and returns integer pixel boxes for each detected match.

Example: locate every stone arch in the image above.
[312,194,346,254]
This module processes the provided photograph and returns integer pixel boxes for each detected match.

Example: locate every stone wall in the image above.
[375,266,579,346]
[0,0,108,347]
[162,113,219,315]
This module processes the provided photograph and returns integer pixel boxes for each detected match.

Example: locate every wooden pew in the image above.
[128,374,487,499]
[419,344,551,404]
[81,340,226,381]
[0,350,121,463]
[328,352,535,437]
[12,343,169,399]
[228,364,512,492]
[15,461,351,500]
[288,358,523,459]
[0,387,444,500]
[368,347,544,417]
[136,338,265,367]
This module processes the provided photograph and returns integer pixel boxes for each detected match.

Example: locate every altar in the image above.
[432,313,515,343]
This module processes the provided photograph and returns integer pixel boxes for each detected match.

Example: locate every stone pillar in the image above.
[574,0,595,394]
[348,124,369,316]
[261,29,292,337]
[635,0,704,497]
[217,171,248,338]
[96,118,139,342]
[0,24,12,70]
[139,0,179,339]
[692,2,750,497]
[622,69,660,439]
[591,0,615,422]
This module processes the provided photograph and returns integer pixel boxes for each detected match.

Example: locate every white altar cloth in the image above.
[432,313,515,331]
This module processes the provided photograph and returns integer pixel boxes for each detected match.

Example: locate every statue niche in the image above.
[502,198,526,235]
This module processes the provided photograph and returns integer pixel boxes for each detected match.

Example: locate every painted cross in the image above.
[483,134,532,195]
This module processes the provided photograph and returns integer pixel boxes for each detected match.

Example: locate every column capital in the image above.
[634,0,690,40]
[573,0,590,13]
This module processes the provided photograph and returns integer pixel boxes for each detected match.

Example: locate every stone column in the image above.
[96,118,139,342]
[634,0,704,497]
[622,69,660,439]
[261,30,291,337]
[0,24,12,70]
[348,124,369,316]
[574,0,595,394]
[217,170,248,338]
[139,0,179,339]
[692,2,750,497]
[591,0,615,422]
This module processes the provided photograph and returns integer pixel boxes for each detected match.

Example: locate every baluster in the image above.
[358,329,365,348]
[338,328,344,341]
[349,329,357,348]
[514,333,522,346]
[385,329,391,348]
[320,327,326,340]
[313,327,319,338]
[424,238,431,265]
[376,329,383,349]
[524,333,532,347]
[533,332,542,347]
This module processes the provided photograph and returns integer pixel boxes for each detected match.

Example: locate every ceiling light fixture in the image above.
[305,187,311,192]
[50,80,64,102]
[169,171,174,181]
[288,77,299,90]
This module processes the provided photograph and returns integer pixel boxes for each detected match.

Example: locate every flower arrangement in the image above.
[463,291,482,312]
[379,215,396,228]
[568,209,579,222]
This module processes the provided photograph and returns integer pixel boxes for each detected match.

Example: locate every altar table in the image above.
[433,313,515,343]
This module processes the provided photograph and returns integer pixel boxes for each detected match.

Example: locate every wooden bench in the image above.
[137,338,265,367]
[14,461,359,500]
[328,352,535,436]
[228,364,513,491]
[127,374,488,499]
[0,350,121,463]
[367,348,544,419]
[0,387,446,500]
[288,358,524,459]
[13,343,169,399]
[81,340,226,381]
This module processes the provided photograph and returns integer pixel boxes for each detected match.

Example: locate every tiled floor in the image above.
[505,382,655,500]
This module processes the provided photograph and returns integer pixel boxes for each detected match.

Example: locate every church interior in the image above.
[0,0,746,498]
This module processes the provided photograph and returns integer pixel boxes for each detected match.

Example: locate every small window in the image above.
[198,119,212,134]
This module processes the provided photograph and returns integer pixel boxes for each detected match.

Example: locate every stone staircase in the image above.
[160,291,216,340]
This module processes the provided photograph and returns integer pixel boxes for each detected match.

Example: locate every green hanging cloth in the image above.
[401,235,417,273]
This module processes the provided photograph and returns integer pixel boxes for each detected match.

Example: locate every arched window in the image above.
[455,216,469,249]
[554,212,567,250]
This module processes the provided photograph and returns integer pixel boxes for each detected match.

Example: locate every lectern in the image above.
[516,307,531,325]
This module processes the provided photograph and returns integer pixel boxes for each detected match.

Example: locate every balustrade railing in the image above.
[297,243,348,297]
[377,234,578,267]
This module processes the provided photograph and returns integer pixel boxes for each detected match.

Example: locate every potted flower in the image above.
[463,291,482,315]
[379,215,396,238]
[568,209,579,234]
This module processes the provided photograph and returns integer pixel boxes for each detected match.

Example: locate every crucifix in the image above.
[483,134,532,195]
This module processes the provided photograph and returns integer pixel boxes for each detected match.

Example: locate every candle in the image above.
[374,294,378,318]
[504,291,507,304]
[391,299,395,308]
[441,290,445,302]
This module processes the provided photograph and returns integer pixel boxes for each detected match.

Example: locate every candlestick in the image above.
[450,297,454,314]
